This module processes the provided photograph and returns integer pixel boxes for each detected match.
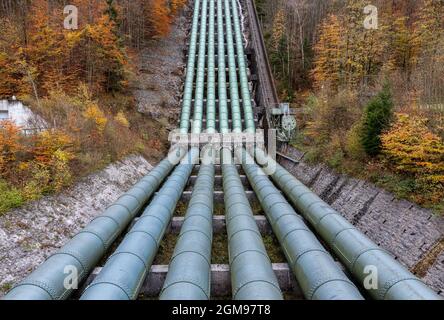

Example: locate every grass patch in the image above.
[250,200,264,215]
[174,201,188,216]
[1,282,13,293]
[0,180,24,215]
[153,233,178,265]
[214,203,225,215]
[262,234,286,263]
[212,233,229,264]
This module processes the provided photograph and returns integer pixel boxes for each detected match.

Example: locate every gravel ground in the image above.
[133,5,191,128]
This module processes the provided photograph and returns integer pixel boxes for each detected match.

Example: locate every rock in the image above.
[133,5,191,127]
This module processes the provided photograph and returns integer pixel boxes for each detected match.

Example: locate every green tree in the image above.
[360,83,394,156]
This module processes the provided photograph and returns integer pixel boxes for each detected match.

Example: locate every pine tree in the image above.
[360,83,394,156]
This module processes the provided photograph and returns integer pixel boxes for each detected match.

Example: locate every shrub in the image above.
[0,120,24,176]
[345,121,366,160]
[83,104,108,132]
[306,89,360,148]
[114,112,130,128]
[382,113,444,184]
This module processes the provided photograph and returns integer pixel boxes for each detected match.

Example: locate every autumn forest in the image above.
[257,0,444,212]
[0,0,443,215]
[0,0,185,213]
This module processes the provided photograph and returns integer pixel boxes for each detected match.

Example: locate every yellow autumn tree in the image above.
[83,103,108,132]
[271,9,286,52]
[312,15,343,89]
[382,113,444,184]
[386,17,420,74]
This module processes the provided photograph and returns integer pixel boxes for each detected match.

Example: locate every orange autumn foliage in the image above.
[148,0,173,37]
[0,121,24,174]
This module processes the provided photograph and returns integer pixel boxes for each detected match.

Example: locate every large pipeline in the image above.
[4,147,186,300]
[253,148,442,300]
[222,148,282,300]
[230,0,255,133]
[224,0,242,132]
[160,8,217,295]
[4,0,441,301]
[206,0,217,134]
[80,149,199,300]
[217,0,229,133]
[160,161,214,300]
[179,0,201,133]
[236,148,364,300]
[191,0,208,134]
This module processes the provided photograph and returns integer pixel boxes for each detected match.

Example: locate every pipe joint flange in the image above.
[108,250,148,270]
[281,227,312,244]
[89,214,121,230]
[350,247,387,272]
[330,227,356,247]
[233,279,280,299]
[76,230,110,251]
[291,248,328,268]
[50,249,88,276]
[106,203,132,217]
[379,276,424,300]
[171,250,211,268]
[177,229,212,244]
[230,249,270,266]
[228,227,262,242]
[11,280,59,300]
[125,230,159,249]
[307,276,354,300]
[88,278,133,300]
[162,280,210,299]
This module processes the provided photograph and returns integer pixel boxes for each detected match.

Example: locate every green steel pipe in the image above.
[224,0,242,132]
[253,148,442,300]
[217,0,229,133]
[80,148,199,300]
[236,148,364,300]
[180,0,201,133]
[192,0,208,134]
[3,148,186,300]
[160,162,214,300]
[206,0,216,133]
[230,0,255,133]
[222,148,283,300]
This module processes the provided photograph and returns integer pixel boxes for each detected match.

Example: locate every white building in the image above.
[0,100,47,134]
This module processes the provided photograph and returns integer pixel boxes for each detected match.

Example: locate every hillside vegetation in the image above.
[0,0,186,214]
[256,0,444,213]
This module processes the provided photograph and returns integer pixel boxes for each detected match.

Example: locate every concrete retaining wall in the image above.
[281,147,443,295]
[0,155,153,296]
